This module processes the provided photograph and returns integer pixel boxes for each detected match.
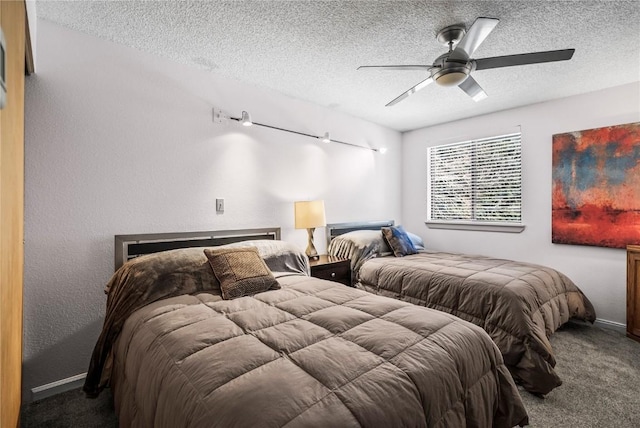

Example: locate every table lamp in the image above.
[294,200,326,260]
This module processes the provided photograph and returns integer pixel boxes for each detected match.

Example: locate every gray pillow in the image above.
[327,230,393,274]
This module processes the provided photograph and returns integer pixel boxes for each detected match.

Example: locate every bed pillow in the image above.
[328,230,393,274]
[204,246,280,300]
[407,231,425,250]
[224,239,310,277]
[328,230,392,258]
[382,226,418,257]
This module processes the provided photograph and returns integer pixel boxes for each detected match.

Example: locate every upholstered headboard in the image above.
[114,227,281,271]
[325,221,394,247]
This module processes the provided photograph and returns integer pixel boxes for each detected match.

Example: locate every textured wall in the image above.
[402,82,640,325]
[23,20,401,400]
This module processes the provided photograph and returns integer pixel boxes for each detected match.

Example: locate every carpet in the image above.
[20,322,640,427]
[519,322,640,427]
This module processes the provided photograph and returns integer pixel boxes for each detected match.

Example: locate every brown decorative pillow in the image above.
[204,246,280,300]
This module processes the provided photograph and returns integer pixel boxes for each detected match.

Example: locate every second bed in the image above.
[327,221,596,396]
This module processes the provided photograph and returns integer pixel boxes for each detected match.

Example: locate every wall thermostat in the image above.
[0,26,6,109]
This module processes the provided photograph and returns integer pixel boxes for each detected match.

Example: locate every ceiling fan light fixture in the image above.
[434,70,469,86]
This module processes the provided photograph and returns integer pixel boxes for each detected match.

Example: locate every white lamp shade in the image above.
[294,200,326,229]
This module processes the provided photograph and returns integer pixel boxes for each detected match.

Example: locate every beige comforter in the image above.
[84,241,309,397]
[357,251,596,395]
[111,274,528,427]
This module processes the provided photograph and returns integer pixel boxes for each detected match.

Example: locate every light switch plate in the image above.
[216,198,224,213]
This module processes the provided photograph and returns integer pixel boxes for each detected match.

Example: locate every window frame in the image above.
[425,131,525,233]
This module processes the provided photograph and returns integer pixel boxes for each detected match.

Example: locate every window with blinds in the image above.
[427,132,522,223]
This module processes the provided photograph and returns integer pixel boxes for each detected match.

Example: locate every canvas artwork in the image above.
[552,122,640,249]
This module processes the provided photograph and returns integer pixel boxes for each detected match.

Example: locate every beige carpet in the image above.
[519,322,640,427]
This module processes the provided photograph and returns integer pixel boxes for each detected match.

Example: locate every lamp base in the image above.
[305,228,319,260]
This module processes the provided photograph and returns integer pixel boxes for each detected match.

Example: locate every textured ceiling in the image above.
[35,0,640,132]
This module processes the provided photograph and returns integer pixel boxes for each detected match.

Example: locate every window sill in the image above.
[424,221,525,233]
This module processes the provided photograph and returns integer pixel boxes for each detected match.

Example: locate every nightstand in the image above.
[309,255,351,286]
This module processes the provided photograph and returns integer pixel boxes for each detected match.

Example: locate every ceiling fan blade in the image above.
[449,17,499,62]
[474,49,575,70]
[386,77,434,106]
[358,65,432,71]
[458,76,487,102]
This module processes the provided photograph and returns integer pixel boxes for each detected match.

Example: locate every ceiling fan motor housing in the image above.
[431,53,472,86]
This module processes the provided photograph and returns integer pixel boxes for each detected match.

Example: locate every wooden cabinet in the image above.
[309,255,351,286]
[628,245,640,343]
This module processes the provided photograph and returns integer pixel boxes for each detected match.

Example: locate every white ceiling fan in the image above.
[359,17,575,106]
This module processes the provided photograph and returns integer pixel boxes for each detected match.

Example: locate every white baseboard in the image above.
[594,318,626,334]
[31,372,87,402]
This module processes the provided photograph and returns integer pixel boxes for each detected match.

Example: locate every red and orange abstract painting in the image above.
[552,122,640,248]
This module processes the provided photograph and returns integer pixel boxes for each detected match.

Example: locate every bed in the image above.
[84,228,528,427]
[326,221,596,396]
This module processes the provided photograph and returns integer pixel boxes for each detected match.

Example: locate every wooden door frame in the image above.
[1,1,33,426]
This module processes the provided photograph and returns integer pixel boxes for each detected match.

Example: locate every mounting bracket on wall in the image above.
[212,108,230,124]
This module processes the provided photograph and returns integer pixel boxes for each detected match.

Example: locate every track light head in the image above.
[241,111,252,126]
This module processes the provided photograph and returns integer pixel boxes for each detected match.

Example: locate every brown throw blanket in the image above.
[84,240,309,397]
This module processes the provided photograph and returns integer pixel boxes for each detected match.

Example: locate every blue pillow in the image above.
[382,226,418,257]
[406,231,425,250]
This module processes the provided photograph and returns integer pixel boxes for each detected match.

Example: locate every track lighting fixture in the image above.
[214,108,385,153]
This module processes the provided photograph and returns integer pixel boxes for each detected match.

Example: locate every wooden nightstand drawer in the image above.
[309,255,351,286]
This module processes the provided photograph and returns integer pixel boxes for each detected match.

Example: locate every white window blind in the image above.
[427,132,522,223]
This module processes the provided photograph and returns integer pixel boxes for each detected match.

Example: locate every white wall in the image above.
[25,0,37,66]
[23,20,401,400]
[402,82,640,326]
[24,17,639,402]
